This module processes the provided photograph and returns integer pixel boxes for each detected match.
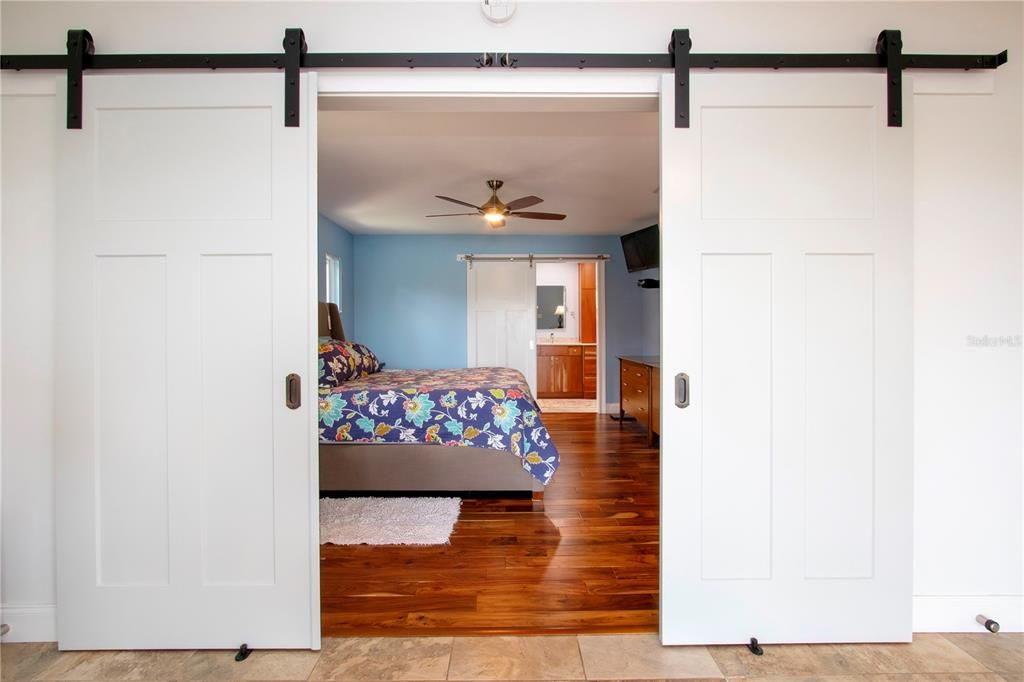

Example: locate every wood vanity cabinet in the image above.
[578,262,598,399]
[579,263,597,344]
[537,345,584,398]
[582,346,597,399]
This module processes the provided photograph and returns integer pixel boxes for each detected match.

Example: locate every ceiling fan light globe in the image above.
[484,211,505,224]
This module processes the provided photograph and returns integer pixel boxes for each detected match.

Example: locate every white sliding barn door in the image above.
[659,74,913,644]
[467,261,537,392]
[56,73,317,649]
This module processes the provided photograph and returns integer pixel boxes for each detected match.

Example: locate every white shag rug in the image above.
[319,496,462,546]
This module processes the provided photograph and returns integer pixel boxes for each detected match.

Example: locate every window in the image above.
[325,254,342,308]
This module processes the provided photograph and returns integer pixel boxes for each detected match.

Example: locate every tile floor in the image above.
[1,632,1020,682]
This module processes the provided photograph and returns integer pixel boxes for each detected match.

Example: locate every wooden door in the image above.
[536,354,559,397]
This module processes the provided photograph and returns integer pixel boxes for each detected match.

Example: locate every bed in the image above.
[317,303,555,498]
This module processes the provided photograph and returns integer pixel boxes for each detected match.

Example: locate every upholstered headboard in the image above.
[318,302,346,341]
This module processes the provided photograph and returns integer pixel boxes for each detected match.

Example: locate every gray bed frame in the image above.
[318,302,543,498]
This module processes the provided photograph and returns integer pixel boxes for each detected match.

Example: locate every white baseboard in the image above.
[913,594,1023,632]
[0,603,56,642]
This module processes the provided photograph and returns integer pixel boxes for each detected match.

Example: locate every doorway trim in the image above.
[461,253,610,412]
[315,74,658,648]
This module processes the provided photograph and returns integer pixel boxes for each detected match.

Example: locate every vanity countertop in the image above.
[536,338,597,346]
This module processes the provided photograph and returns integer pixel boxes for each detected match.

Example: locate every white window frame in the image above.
[324,253,342,309]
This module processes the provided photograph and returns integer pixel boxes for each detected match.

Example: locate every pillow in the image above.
[318,340,382,385]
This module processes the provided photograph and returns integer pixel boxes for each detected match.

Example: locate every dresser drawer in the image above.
[621,392,649,427]
[538,344,582,357]
[621,360,649,379]
[624,384,648,402]
[621,363,650,392]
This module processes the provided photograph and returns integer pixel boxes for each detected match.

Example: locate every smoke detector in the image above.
[481,0,517,24]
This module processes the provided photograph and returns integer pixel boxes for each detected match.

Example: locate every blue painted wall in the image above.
[350,234,655,404]
[317,214,356,338]
[637,266,661,357]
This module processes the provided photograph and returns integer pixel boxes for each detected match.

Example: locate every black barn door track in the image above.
[0,27,1007,130]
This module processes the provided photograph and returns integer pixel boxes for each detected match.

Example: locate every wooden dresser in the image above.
[618,356,660,446]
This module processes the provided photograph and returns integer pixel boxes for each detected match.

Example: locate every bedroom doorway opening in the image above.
[314,93,662,636]
[534,258,602,414]
[464,254,611,415]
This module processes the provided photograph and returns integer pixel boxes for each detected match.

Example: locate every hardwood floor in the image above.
[536,398,599,413]
[320,412,659,636]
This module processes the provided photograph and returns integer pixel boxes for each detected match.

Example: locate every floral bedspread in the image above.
[318,367,559,485]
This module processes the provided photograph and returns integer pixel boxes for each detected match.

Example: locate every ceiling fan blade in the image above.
[425,212,480,217]
[509,211,567,221]
[435,195,482,210]
[503,195,544,211]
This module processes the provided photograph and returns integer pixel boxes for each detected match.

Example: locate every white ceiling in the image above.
[317,103,659,236]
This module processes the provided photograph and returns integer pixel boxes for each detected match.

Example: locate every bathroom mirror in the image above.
[536,286,566,330]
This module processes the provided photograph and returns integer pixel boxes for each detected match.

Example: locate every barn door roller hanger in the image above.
[0,27,1007,130]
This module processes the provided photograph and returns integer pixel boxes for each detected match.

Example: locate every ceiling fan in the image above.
[426,179,566,229]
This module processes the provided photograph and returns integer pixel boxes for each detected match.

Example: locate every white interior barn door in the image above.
[659,73,913,644]
[467,260,537,392]
[56,73,317,649]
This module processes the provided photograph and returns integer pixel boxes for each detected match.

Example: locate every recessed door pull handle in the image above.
[286,373,301,409]
[675,372,690,408]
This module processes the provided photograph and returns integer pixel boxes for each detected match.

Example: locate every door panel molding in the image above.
[56,72,316,650]
[659,73,913,644]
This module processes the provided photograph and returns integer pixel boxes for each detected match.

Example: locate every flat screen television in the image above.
[620,225,659,273]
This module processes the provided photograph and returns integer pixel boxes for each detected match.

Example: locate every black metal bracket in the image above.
[283,28,306,127]
[670,29,691,128]
[748,637,764,656]
[1,28,1007,130]
[877,29,903,127]
[65,29,93,129]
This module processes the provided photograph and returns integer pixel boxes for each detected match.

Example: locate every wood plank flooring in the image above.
[320,412,659,636]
